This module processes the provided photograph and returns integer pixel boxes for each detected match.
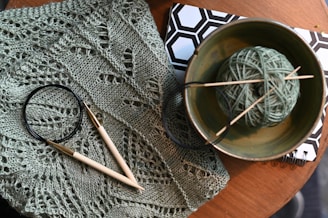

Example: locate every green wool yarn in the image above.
[216,46,300,127]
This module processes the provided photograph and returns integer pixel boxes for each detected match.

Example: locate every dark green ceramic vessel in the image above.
[184,18,326,161]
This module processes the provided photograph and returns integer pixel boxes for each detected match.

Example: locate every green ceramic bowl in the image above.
[184,18,326,161]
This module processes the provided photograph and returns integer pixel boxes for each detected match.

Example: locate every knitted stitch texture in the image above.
[0,0,230,217]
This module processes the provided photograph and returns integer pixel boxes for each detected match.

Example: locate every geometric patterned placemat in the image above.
[165,3,328,162]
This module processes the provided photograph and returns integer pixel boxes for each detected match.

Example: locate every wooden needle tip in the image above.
[136,184,145,191]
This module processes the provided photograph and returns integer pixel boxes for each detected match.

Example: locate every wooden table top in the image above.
[6,0,328,217]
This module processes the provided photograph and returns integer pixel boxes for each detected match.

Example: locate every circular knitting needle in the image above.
[22,84,144,191]
[47,140,144,190]
[83,102,140,186]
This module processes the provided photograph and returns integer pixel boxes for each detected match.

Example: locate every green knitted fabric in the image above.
[0,0,230,217]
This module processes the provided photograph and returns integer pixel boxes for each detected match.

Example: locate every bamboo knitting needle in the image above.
[46,140,144,190]
[207,67,302,145]
[188,75,313,87]
[188,66,310,88]
[83,102,140,186]
[206,89,274,145]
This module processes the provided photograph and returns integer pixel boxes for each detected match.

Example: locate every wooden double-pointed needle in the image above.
[187,66,312,88]
[83,102,142,189]
[207,66,306,146]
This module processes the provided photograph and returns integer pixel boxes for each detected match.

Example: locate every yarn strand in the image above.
[216,46,300,127]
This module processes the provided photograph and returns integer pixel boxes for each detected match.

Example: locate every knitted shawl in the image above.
[0,0,230,217]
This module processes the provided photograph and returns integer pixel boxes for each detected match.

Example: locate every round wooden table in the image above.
[6,0,328,217]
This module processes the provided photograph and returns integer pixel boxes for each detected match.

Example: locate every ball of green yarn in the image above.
[216,46,300,127]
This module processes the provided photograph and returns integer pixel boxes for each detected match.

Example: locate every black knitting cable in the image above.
[162,81,232,149]
[22,84,84,143]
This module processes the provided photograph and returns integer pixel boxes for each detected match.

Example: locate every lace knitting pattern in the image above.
[0,0,230,217]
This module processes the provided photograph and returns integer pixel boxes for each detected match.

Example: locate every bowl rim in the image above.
[184,17,326,161]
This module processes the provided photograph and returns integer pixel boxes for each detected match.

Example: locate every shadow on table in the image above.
[0,0,8,11]
[272,169,323,218]
[0,196,25,217]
